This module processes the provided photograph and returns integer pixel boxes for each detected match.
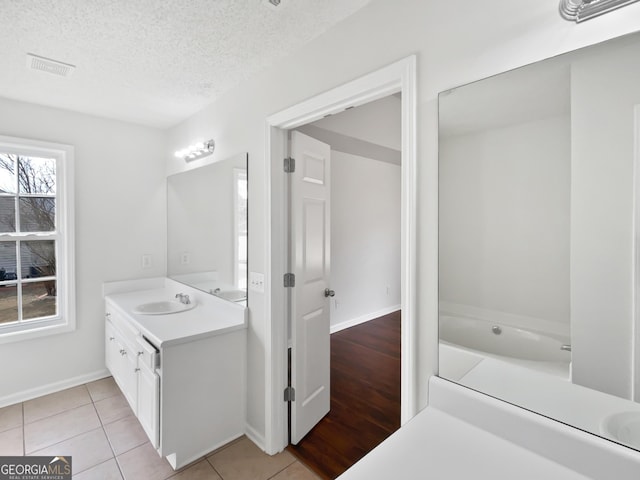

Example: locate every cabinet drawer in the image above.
[136,336,159,370]
[106,304,138,338]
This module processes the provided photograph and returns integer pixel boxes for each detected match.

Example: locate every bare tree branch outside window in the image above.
[0,153,56,296]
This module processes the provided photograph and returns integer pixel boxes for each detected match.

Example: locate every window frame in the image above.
[0,135,75,343]
[233,167,248,290]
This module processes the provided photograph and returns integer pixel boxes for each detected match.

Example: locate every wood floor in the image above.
[288,311,401,479]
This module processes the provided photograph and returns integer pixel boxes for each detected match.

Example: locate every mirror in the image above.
[438,31,640,451]
[167,152,248,304]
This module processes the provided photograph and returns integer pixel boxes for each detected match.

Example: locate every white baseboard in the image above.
[167,431,245,470]
[245,422,266,452]
[0,368,110,408]
[330,305,401,334]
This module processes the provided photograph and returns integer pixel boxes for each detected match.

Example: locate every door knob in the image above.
[324,288,335,298]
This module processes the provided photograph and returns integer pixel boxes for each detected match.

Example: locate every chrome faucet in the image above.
[175,293,191,305]
[213,288,221,294]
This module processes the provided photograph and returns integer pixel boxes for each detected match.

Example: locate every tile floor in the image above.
[0,377,320,480]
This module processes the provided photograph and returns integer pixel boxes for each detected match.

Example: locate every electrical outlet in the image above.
[141,254,152,269]
[249,272,265,293]
[386,285,391,296]
[180,252,190,265]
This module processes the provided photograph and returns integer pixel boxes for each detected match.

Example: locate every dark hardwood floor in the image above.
[288,311,401,479]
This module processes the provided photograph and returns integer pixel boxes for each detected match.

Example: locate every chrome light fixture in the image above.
[560,0,640,22]
[174,139,215,162]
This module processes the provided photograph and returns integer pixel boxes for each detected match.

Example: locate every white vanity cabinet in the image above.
[105,304,160,447]
[103,282,247,470]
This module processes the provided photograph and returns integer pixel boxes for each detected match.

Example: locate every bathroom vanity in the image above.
[103,278,247,470]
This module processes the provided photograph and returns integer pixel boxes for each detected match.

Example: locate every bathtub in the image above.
[439,314,571,378]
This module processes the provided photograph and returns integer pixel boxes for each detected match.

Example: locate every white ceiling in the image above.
[0,0,371,129]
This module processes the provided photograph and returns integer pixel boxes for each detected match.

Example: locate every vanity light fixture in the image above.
[559,0,640,22]
[174,139,215,162]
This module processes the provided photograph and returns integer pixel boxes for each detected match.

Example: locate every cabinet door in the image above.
[115,338,138,413]
[106,321,136,410]
[137,364,160,448]
[105,321,118,373]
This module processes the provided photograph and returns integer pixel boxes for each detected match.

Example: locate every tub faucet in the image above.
[175,293,191,305]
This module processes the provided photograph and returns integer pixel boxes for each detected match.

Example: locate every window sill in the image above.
[0,318,76,345]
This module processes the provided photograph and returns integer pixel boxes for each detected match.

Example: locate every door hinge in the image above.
[284,386,295,402]
[284,157,295,173]
[284,273,295,288]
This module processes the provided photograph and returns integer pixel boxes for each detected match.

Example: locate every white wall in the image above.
[0,96,166,404]
[439,115,571,327]
[570,39,640,399]
[165,0,640,447]
[330,151,401,330]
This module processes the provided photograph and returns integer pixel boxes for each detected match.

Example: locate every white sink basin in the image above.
[600,411,640,448]
[133,300,196,315]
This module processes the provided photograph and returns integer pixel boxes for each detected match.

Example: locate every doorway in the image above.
[286,96,403,477]
[264,56,417,456]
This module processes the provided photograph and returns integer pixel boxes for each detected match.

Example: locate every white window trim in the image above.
[233,167,248,290]
[0,134,75,344]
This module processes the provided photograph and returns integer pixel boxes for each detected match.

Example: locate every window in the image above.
[0,135,74,342]
[234,168,248,290]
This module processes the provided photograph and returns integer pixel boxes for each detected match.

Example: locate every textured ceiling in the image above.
[0,0,371,128]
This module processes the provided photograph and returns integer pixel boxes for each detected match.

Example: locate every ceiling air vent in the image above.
[26,53,76,78]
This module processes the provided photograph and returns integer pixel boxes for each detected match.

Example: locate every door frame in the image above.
[264,55,417,454]
[634,104,640,402]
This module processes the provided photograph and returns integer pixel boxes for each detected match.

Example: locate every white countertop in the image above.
[338,406,590,480]
[104,278,247,348]
[457,355,640,441]
[339,378,640,480]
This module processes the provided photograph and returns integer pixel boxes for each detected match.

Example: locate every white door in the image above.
[289,131,332,444]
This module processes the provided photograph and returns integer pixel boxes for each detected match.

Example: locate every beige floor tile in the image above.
[270,461,321,480]
[87,377,121,402]
[117,442,174,480]
[0,403,23,433]
[24,403,101,454]
[169,459,221,479]
[74,458,123,480]
[31,427,113,475]
[24,385,92,424]
[94,394,133,426]
[206,435,245,457]
[103,415,148,456]
[208,437,295,480]
[0,426,24,456]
